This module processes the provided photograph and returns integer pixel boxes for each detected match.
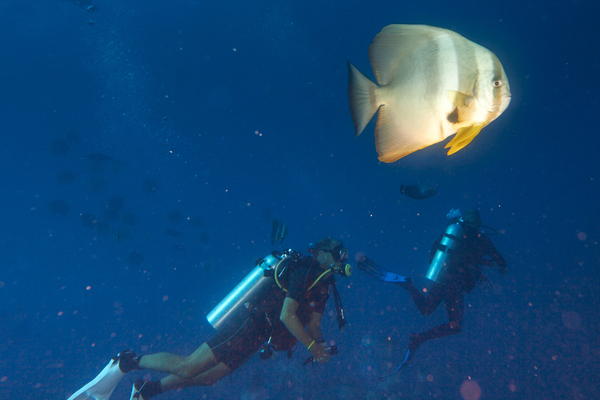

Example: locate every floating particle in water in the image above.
[460,380,481,400]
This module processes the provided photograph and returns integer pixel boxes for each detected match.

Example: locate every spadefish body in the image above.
[348,24,511,162]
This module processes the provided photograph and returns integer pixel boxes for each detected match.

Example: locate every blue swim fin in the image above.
[379,348,414,381]
[357,256,408,284]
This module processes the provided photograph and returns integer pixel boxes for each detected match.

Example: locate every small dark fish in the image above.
[88,176,108,192]
[49,199,70,215]
[121,212,138,226]
[80,213,97,228]
[49,138,70,156]
[166,210,183,224]
[165,229,182,237]
[142,179,159,194]
[172,244,186,251]
[127,251,144,265]
[88,153,113,161]
[64,129,81,145]
[113,227,130,243]
[189,216,204,228]
[399,184,437,200]
[107,196,124,212]
[103,207,120,221]
[198,232,210,244]
[271,219,288,245]
[55,170,76,184]
[94,220,111,236]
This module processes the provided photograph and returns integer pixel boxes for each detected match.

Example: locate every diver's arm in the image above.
[280,298,328,362]
[280,297,316,349]
[305,311,324,340]
[482,237,507,274]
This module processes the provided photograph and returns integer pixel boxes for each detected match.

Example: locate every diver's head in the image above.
[463,209,482,229]
[309,238,352,277]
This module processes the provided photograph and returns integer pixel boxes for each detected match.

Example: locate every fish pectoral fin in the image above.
[446,90,474,108]
[444,123,487,155]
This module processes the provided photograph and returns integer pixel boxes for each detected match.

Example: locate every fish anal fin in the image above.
[444,123,487,155]
[375,106,432,163]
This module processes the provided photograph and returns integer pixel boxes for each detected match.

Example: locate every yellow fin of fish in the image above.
[445,123,487,155]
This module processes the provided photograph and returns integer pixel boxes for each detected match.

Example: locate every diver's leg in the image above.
[137,342,219,378]
[161,362,232,390]
[403,281,445,316]
[445,289,464,333]
[131,343,228,399]
[411,290,464,349]
[132,362,233,398]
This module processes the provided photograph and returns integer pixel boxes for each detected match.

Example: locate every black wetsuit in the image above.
[403,225,506,349]
[207,257,332,370]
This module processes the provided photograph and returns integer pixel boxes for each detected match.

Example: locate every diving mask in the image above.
[324,244,348,263]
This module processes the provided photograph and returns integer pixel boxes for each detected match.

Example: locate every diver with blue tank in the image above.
[358,209,507,380]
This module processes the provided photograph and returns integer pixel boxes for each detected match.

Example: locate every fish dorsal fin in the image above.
[444,123,487,155]
[369,24,446,86]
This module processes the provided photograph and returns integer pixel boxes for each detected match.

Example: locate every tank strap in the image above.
[331,283,347,331]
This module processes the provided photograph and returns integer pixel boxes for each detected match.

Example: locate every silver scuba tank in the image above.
[426,221,464,282]
[207,253,282,330]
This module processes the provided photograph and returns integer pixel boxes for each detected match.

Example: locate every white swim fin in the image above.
[67,351,137,400]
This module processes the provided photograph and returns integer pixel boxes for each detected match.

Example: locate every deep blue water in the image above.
[1,1,599,399]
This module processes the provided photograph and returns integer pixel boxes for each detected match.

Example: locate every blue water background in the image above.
[0,0,598,399]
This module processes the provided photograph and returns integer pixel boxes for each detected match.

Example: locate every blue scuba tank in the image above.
[426,221,465,282]
[206,253,282,330]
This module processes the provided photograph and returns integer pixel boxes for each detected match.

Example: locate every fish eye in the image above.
[493,80,503,88]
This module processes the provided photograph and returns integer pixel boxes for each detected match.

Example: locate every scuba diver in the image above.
[358,209,507,380]
[67,238,351,400]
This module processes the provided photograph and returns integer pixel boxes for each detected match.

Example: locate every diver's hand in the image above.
[310,341,330,363]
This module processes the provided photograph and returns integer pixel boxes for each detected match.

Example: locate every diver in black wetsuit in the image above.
[358,209,507,379]
[402,209,507,354]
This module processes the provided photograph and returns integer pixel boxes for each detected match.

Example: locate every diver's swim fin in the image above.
[357,256,408,284]
[271,219,288,245]
[379,348,414,381]
[67,351,137,400]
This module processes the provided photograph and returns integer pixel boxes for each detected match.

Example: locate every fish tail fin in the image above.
[347,61,380,137]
